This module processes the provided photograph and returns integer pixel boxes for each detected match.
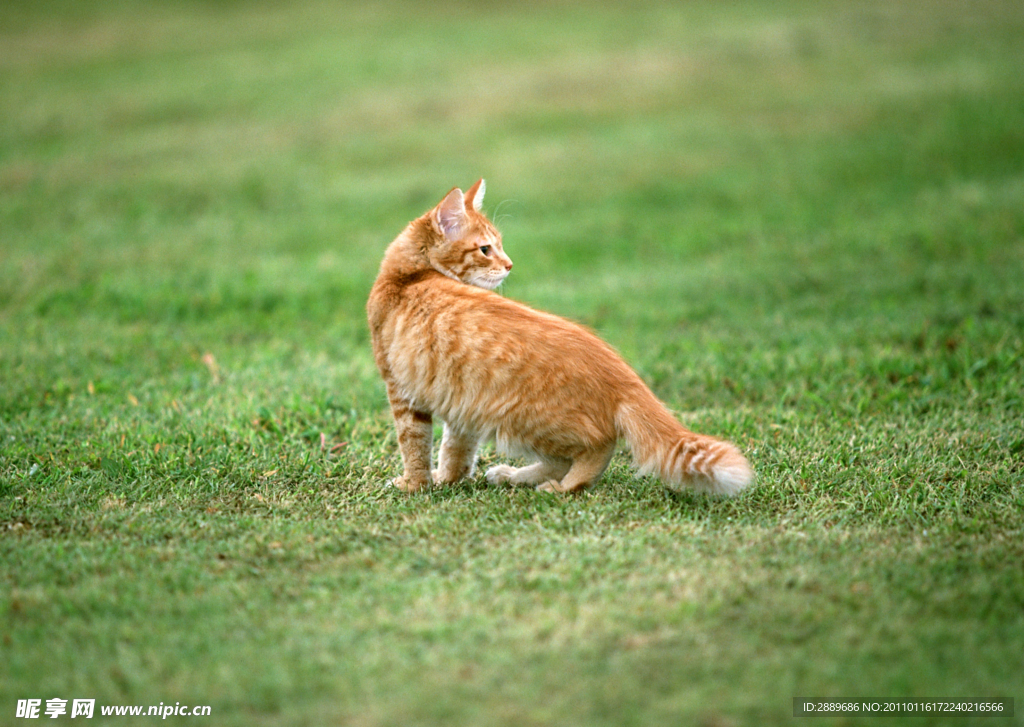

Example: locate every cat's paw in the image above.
[432,468,460,485]
[485,464,515,484]
[393,475,429,493]
[536,480,564,494]
[432,468,468,487]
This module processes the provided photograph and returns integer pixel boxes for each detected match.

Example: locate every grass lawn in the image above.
[2,0,1023,724]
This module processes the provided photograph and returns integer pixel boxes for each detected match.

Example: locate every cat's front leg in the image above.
[388,397,434,492]
[433,423,481,484]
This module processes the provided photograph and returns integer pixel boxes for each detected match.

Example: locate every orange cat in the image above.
[367,180,753,495]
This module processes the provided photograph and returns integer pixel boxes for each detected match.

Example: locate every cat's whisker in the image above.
[491,198,519,227]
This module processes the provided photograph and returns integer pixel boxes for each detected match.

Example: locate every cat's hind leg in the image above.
[486,458,571,487]
[537,445,615,494]
[433,424,481,484]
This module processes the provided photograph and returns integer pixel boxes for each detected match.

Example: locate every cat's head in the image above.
[425,179,512,291]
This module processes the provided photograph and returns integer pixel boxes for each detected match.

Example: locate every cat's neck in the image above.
[377,215,476,291]
[376,219,433,281]
[369,219,460,328]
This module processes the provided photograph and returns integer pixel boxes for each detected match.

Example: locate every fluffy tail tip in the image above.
[662,442,754,497]
[707,449,754,497]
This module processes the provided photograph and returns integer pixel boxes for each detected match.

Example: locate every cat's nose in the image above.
[504,259,513,271]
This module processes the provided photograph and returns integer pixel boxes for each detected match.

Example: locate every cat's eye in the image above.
[479,245,491,255]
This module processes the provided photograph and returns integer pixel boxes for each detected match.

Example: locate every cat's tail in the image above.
[615,391,753,496]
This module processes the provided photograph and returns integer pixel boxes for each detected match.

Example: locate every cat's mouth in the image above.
[469,270,510,291]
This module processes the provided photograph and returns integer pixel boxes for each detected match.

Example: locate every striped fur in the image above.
[366,181,753,495]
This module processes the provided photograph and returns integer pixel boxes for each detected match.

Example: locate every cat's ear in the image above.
[434,187,466,240]
[465,178,486,212]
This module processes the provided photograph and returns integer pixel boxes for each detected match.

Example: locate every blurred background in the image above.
[5,0,1021,344]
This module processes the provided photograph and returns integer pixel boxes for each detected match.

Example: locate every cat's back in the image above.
[382,272,606,359]
[386,272,636,404]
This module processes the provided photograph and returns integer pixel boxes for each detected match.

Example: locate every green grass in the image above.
[2,0,1023,724]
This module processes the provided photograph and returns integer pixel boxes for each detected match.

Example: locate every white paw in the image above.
[485,464,515,484]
